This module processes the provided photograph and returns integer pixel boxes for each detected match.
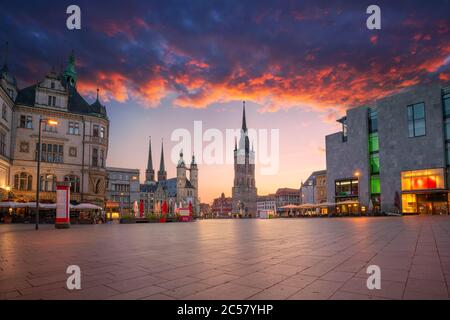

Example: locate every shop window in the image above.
[335,179,358,197]
[401,168,445,191]
[402,194,417,214]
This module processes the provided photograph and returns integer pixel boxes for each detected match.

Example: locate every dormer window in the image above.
[48,95,56,107]
[51,82,55,89]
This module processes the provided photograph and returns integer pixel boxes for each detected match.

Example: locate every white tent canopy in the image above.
[73,203,102,210]
[0,202,102,210]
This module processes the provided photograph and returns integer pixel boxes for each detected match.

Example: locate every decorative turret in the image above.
[145,136,155,183]
[0,41,17,97]
[157,139,167,181]
[63,50,77,87]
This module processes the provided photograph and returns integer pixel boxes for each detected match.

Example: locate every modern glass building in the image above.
[326,83,450,215]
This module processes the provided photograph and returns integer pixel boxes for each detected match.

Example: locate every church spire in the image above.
[242,101,247,132]
[157,139,167,181]
[145,136,155,182]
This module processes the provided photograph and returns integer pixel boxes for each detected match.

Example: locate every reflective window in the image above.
[407,102,426,137]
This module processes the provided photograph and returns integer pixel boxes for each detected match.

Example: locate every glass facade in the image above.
[370,176,381,194]
[401,169,445,191]
[402,194,417,214]
[368,108,380,212]
[335,179,358,197]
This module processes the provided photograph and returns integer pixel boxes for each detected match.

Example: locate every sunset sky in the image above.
[1,0,449,203]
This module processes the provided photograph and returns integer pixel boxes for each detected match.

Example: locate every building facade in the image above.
[106,167,140,215]
[300,170,327,204]
[326,83,450,215]
[0,52,109,206]
[275,188,301,213]
[140,137,199,215]
[211,193,232,218]
[256,194,276,215]
[232,102,257,217]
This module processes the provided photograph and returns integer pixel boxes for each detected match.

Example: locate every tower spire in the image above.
[145,136,155,182]
[158,139,167,181]
[242,101,247,132]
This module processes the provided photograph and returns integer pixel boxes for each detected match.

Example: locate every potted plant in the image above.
[119,214,136,224]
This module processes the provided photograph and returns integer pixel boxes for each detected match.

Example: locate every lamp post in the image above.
[35,118,58,230]
[354,171,361,215]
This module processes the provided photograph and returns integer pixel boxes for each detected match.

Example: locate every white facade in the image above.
[0,54,109,206]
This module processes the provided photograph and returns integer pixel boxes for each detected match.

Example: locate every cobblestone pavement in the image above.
[1,216,450,300]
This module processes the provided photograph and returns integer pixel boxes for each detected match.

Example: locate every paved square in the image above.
[1,216,450,300]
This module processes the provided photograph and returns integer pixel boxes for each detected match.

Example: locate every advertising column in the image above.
[56,181,71,229]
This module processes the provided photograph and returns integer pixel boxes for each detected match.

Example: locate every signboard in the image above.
[56,181,71,229]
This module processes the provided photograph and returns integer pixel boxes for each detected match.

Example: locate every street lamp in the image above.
[354,170,361,215]
[35,118,58,230]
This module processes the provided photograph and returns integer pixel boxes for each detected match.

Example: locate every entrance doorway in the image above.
[416,193,448,215]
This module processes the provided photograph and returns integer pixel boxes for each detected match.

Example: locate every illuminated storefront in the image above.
[335,178,360,215]
[401,168,448,215]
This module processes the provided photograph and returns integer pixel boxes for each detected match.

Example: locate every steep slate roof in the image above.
[140,177,195,197]
[15,85,36,106]
[140,183,158,193]
[15,81,107,119]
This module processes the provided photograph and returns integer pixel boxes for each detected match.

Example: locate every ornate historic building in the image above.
[232,102,257,216]
[211,192,232,218]
[140,137,199,214]
[0,50,109,206]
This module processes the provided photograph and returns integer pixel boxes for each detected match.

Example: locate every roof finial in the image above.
[242,100,247,132]
[96,87,99,101]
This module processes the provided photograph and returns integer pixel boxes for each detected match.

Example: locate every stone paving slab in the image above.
[1,216,450,300]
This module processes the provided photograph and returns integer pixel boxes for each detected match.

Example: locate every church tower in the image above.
[145,136,155,183]
[63,51,77,87]
[232,101,257,217]
[157,140,167,181]
[190,154,199,212]
[190,154,198,191]
[176,150,187,204]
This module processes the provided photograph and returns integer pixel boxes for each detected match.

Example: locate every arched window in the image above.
[14,172,33,191]
[64,175,80,193]
[40,174,56,192]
